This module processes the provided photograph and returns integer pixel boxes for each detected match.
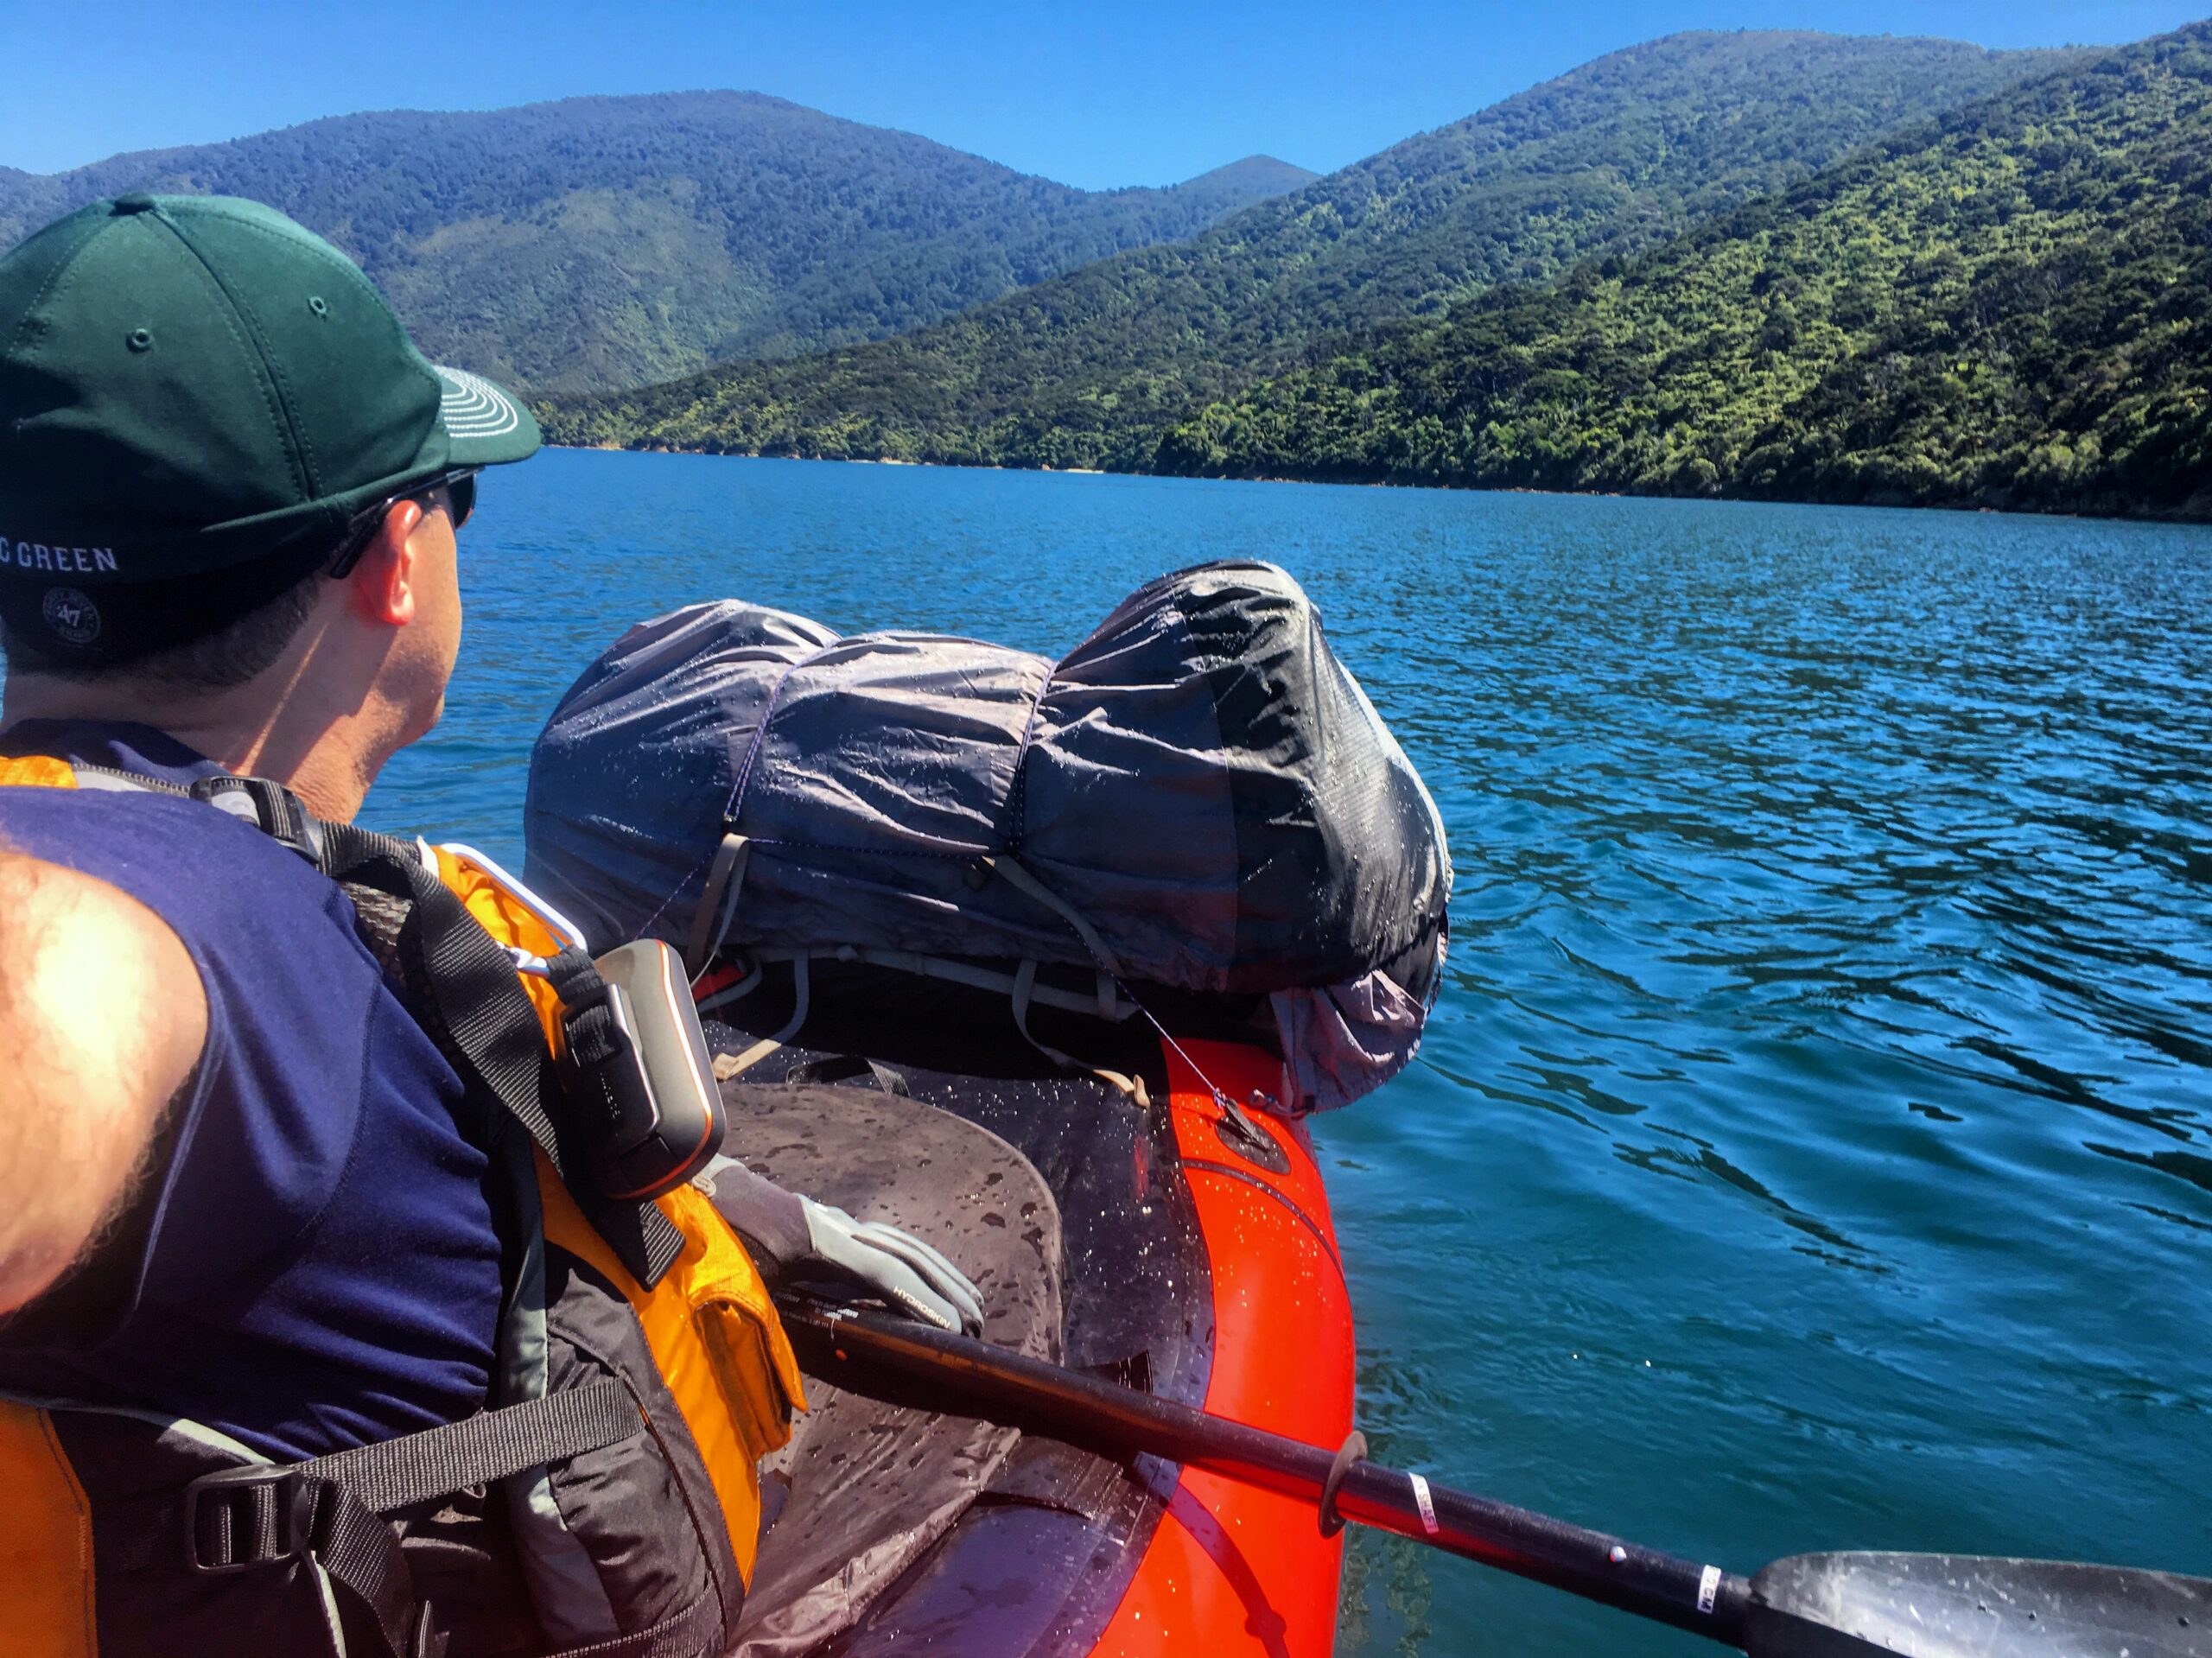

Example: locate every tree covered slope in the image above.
[0,95,1314,396]
[1159,27,2212,519]
[543,33,2066,462]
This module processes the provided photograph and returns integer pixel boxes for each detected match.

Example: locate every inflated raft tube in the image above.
[710,1020,1355,1658]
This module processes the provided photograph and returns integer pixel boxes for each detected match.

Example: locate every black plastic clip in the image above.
[190,774,324,867]
[184,1464,314,1573]
[1318,1429,1369,1539]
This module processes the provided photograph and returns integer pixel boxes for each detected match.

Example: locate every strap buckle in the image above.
[189,774,325,866]
[184,1464,314,1574]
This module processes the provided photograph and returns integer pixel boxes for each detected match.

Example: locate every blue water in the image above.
[371,449,2212,1656]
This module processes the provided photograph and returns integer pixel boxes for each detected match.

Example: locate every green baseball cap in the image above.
[0,192,540,665]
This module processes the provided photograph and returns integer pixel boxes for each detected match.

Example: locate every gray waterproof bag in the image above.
[524,561,1450,1112]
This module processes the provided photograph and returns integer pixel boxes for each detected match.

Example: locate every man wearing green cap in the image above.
[0,195,544,1464]
[0,192,973,1512]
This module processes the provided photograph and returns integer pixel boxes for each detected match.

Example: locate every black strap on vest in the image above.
[188,1382,642,1562]
[298,1378,642,1515]
[312,823,684,1286]
[70,762,323,861]
[185,1382,643,1658]
[316,822,573,1177]
[547,944,620,1068]
[186,1471,427,1656]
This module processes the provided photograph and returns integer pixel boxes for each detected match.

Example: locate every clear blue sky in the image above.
[3,1,2203,186]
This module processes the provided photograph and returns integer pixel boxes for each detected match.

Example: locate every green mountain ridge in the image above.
[1158,26,2212,520]
[543,32,2072,466]
[0,94,1316,396]
[1164,156,1323,211]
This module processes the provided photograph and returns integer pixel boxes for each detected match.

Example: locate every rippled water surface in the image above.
[372,450,2212,1656]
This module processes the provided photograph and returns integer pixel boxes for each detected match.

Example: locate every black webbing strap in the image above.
[185,1383,642,1656]
[318,821,570,1175]
[310,1487,433,1658]
[186,1471,425,1656]
[315,821,685,1287]
[69,764,325,863]
[547,945,620,1068]
[298,1379,641,1515]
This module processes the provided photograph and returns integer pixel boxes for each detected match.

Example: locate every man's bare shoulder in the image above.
[0,844,208,1312]
[0,843,207,997]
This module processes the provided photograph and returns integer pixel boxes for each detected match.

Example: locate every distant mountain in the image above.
[545,32,2071,464]
[1166,156,1325,215]
[1159,26,2212,520]
[0,95,1315,395]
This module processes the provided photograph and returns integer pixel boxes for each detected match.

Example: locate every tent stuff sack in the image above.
[523,560,1451,1113]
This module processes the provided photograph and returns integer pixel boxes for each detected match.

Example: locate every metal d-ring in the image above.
[1318,1429,1369,1538]
[1212,1088,1292,1173]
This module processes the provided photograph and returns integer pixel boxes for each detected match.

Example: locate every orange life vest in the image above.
[0,757,804,1658]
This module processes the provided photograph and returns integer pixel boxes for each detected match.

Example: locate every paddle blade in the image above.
[1746,1553,2211,1658]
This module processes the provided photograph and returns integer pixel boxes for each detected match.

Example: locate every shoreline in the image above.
[543,442,2212,526]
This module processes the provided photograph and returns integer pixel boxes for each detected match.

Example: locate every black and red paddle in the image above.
[777,1299,2209,1658]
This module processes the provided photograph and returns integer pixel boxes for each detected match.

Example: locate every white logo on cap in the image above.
[42,587,101,645]
[0,537,118,574]
[433,365,521,439]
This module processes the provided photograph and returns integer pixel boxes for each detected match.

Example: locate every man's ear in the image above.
[344,499,425,627]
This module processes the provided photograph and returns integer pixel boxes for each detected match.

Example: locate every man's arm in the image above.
[0,848,207,1316]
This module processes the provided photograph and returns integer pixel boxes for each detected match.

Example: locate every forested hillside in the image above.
[543,33,2065,463]
[1159,27,2212,519]
[0,96,1313,395]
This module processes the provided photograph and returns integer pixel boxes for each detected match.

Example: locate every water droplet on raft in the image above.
[982,1213,1006,1228]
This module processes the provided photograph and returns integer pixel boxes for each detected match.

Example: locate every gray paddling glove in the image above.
[700,1155,983,1336]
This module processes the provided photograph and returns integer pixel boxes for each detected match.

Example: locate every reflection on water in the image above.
[372,452,2211,1656]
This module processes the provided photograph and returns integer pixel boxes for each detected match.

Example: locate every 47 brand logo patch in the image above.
[41,587,101,645]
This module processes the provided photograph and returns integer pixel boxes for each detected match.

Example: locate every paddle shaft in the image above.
[779,1302,1753,1646]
